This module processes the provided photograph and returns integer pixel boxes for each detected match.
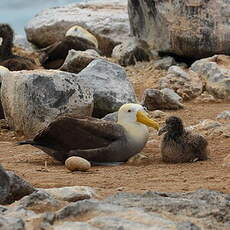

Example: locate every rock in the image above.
[55,199,178,229]
[19,190,60,210]
[222,155,230,167]
[53,222,99,230]
[159,66,203,100]
[76,59,136,117]
[60,49,100,74]
[194,92,220,103]
[217,111,230,120]
[191,55,230,99]
[1,69,93,137]
[176,221,201,230]
[151,110,167,119]
[0,165,35,205]
[210,124,230,138]
[0,216,25,230]
[0,165,10,204]
[112,38,152,67]
[188,119,222,132]
[1,189,230,230]
[14,35,34,52]
[128,0,230,59]
[43,186,96,202]
[0,66,11,119]
[153,57,176,70]
[65,156,91,172]
[141,88,183,110]
[66,25,98,49]
[2,171,35,205]
[126,153,150,166]
[101,111,118,122]
[25,1,129,56]
[106,189,230,230]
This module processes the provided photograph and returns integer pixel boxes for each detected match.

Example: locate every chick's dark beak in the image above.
[158,125,168,136]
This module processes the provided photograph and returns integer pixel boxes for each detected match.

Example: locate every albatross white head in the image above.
[117,103,159,130]
[117,103,159,150]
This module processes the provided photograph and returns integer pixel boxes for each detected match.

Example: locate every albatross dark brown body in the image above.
[40,36,98,69]
[158,116,209,163]
[18,116,136,164]
[0,24,38,71]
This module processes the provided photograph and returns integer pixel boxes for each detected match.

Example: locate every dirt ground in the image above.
[0,61,229,198]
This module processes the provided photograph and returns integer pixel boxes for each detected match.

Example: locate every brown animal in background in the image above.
[0,23,38,71]
[158,116,209,163]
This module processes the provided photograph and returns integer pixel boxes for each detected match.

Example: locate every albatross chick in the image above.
[158,116,209,163]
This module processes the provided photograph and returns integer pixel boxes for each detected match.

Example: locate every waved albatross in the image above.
[158,116,209,163]
[18,104,159,164]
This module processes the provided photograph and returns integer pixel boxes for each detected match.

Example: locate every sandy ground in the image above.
[0,61,229,198]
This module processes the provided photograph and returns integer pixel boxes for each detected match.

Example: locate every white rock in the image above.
[43,186,96,202]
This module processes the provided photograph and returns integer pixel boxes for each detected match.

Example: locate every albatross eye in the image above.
[127,109,132,113]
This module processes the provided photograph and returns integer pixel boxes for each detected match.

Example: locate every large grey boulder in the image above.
[159,66,203,100]
[128,0,230,59]
[106,189,230,230]
[25,0,129,56]
[1,189,229,230]
[191,55,230,100]
[1,70,93,137]
[76,59,137,117]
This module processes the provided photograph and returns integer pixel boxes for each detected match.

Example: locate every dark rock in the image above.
[2,171,35,205]
[0,165,10,204]
[0,165,35,205]
[153,57,176,70]
[112,38,152,66]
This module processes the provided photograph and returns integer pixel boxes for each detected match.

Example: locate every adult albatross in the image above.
[18,103,159,164]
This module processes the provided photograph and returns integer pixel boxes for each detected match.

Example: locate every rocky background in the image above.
[0,0,229,229]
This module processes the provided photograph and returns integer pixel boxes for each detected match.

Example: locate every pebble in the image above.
[65,156,91,172]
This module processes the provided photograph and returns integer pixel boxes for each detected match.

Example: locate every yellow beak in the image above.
[136,111,160,130]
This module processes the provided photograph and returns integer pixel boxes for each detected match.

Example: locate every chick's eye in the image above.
[127,109,131,112]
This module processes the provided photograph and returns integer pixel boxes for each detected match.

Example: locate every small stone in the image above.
[222,154,230,167]
[127,153,149,166]
[65,156,91,172]
[217,111,230,120]
[151,110,167,119]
